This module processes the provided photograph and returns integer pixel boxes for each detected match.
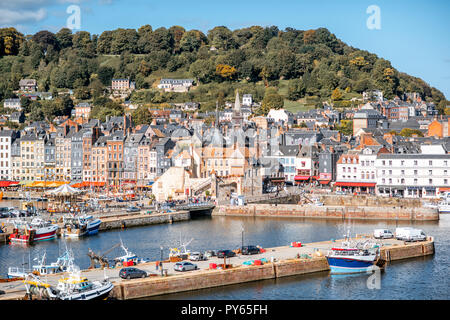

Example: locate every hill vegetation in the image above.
[0,25,448,121]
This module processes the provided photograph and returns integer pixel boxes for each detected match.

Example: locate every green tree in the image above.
[131,105,152,125]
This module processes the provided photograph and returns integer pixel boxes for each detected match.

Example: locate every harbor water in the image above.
[0,200,448,300]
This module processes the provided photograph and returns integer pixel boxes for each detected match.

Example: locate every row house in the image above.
[124,132,145,184]
[136,137,154,186]
[294,145,319,185]
[55,126,74,182]
[0,130,17,181]
[44,137,56,180]
[82,127,101,183]
[92,136,108,183]
[106,130,125,188]
[376,153,450,198]
[335,149,377,194]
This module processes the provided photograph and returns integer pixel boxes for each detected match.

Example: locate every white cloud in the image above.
[0,8,47,25]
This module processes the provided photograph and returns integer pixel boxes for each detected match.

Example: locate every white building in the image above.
[157,79,194,92]
[242,94,253,106]
[267,109,289,123]
[376,153,450,198]
[335,148,377,193]
[3,98,22,111]
[0,131,15,181]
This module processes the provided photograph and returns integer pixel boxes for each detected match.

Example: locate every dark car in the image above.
[217,250,236,258]
[241,245,261,255]
[119,267,148,279]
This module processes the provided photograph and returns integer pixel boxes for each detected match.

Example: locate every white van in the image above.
[373,229,394,239]
[403,229,427,242]
[396,227,426,242]
[395,227,414,240]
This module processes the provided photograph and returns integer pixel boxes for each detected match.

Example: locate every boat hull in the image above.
[10,225,58,244]
[326,256,377,274]
[86,219,101,235]
[59,282,114,300]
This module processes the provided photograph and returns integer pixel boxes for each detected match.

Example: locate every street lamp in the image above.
[241,226,244,251]
[160,246,163,276]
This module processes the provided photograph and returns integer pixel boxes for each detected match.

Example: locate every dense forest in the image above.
[0,25,448,122]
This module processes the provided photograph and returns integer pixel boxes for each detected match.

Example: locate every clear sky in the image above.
[1,0,449,99]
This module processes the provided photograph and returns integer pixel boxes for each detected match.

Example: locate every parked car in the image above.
[189,252,207,261]
[119,267,148,279]
[335,191,345,195]
[174,261,198,272]
[217,250,236,258]
[373,229,394,239]
[126,206,140,213]
[241,245,260,255]
[204,250,216,258]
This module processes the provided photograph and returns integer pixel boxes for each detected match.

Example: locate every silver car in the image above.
[189,252,206,261]
[174,261,198,272]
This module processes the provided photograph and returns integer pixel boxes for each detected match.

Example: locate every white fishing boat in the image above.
[23,254,113,300]
[8,250,70,279]
[113,240,147,267]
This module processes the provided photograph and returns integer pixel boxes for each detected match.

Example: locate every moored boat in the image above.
[7,250,70,279]
[61,214,101,238]
[23,255,114,300]
[326,246,379,274]
[9,218,58,244]
[113,240,147,267]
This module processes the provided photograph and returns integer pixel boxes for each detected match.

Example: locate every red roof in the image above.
[334,182,376,187]
[318,180,331,185]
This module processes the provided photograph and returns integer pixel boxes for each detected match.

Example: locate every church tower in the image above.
[232,89,243,127]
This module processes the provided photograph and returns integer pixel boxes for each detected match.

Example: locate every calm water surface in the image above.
[1,200,448,300]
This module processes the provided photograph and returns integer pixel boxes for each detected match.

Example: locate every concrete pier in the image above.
[0,236,435,300]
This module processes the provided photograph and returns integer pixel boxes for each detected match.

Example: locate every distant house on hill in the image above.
[111,78,135,91]
[19,79,37,92]
[157,79,194,92]
[4,98,22,111]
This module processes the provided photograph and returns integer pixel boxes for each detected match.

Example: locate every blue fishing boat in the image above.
[78,215,101,235]
[326,246,379,274]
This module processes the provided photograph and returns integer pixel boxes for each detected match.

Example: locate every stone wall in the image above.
[99,211,190,231]
[319,195,422,208]
[213,204,439,221]
[380,237,435,262]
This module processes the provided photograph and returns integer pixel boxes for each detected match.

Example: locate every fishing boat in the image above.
[7,251,70,279]
[23,258,113,300]
[61,214,101,238]
[437,195,450,213]
[79,214,101,235]
[113,240,147,267]
[9,217,58,244]
[325,231,384,275]
[326,246,380,274]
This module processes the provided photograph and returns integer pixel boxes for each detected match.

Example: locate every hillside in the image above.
[0,25,448,120]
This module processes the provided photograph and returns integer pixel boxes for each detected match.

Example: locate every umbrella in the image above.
[46,184,82,196]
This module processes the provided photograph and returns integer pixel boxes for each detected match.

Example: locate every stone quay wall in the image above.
[111,256,330,300]
[98,211,190,231]
[213,204,439,221]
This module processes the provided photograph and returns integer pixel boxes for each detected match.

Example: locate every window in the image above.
[429,179,433,185]
[414,170,418,175]
[429,161,432,166]
[414,160,418,166]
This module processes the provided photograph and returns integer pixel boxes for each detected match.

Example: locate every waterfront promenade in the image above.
[0,235,435,300]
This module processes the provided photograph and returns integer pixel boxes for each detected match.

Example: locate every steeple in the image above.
[232,89,243,128]
[234,89,241,113]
